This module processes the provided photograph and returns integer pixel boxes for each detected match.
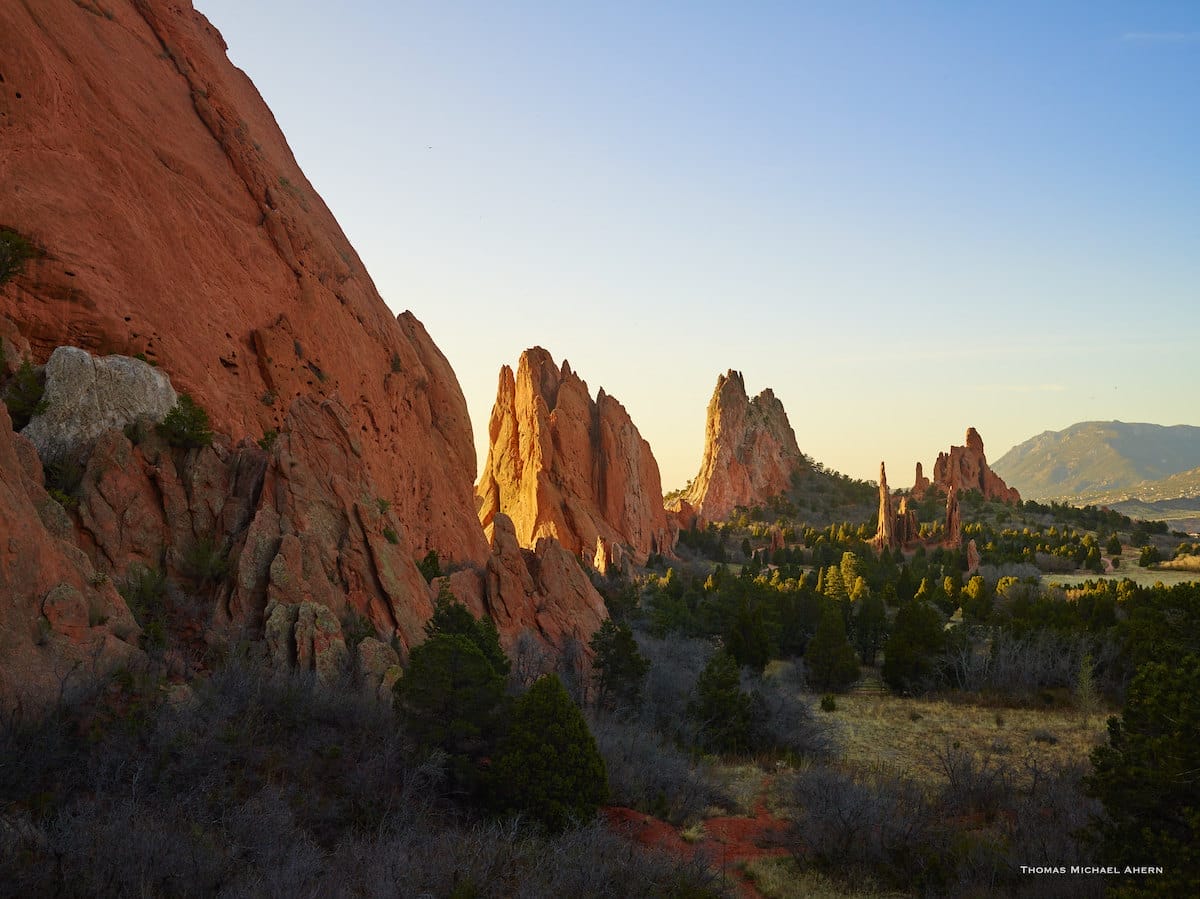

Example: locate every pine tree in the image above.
[1086,656,1200,896]
[725,597,773,671]
[425,588,510,677]
[589,618,650,710]
[394,633,506,791]
[805,604,860,689]
[490,674,607,832]
[853,591,887,666]
[881,600,946,693]
[688,651,759,754]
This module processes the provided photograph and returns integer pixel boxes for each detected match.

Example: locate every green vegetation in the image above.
[688,651,759,754]
[417,549,442,582]
[490,674,608,832]
[425,588,510,678]
[3,359,48,430]
[0,227,39,285]
[589,618,649,711]
[805,605,860,690]
[257,429,278,451]
[157,393,213,448]
[1087,655,1200,896]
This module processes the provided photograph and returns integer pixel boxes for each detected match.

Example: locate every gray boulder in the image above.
[22,346,177,463]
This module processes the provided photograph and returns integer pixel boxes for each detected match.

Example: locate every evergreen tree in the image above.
[805,604,860,689]
[688,651,758,754]
[1086,656,1200,897]
[425,588,511,677]
[589,618,650,710]
[725,596,773,671]
[881,600,946,693]
[394,633,506,792]
[490,674,608,832]
[853,591,887,666]
[839,552,863,596]
[823,565,847,602]
[1105,534,1122,557]
[157,393,213,448]
[3,358,48,430]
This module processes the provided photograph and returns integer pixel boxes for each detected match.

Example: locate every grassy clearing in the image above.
[742,857,909,899]
[1042,567,1199,589]
[820,689,1107,787]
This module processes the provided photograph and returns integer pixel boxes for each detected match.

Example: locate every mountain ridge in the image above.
[993,420,1200,501]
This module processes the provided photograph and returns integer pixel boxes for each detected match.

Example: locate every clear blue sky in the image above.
[196,0,1199,488]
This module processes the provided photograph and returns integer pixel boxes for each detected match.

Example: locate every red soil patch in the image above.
[604,782,790,898]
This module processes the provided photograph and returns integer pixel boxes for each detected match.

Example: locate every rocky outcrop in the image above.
[0,2,616,701]
[945,486,962,549]
[476,348,673,566]
[0,1,484,565]
[871,462,897,551]
[672,370,805,524]
[911,428,1020,505]
[480,514,607,655]
[22,347,177,464]
[0,402,140,710]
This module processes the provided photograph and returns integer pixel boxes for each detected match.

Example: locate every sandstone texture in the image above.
[0,402,140,709]
[0,0,611,703]
[911,428,1021,505]
[476,348,674,566]
[0,0,485,565]
[673,370,806,524]
[22,347,177,463]
[481,514,608,656]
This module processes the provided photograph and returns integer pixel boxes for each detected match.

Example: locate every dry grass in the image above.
[1042,567,1199,589]
[823,691,1107,786]
[742,856,910,899]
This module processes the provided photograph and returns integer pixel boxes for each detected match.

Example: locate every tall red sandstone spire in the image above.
[673,370,806,523]
[476,348,674,568]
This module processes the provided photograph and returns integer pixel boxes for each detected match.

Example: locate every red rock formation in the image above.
[911,428,1020,505]
[476,348,673,566]
[480,514,608,655]
[0,402,140,709]
[673,370,806,523]
[913,462,931,496]
[944,486,962,549]
[871,462,898,551]
[0,0,484,565]
[0,1,610,699]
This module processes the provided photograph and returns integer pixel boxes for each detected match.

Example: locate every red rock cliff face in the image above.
[476,348,673,566]
[912,428,1021,505]
[674,370,805,523]
[0,402,140,708]
[0,0,485,566]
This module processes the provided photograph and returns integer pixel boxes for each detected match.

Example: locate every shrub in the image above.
[418,549,442,582]
[820,694,837,712]
[3,359,47,430]
[118,564,168,651]
[157,393,213,448]
[181,535,229,585]
[489,674,608,832]
[383,526,399,545]
[588,711,729,824]
[257,429,278,451]
[0,227,39,284]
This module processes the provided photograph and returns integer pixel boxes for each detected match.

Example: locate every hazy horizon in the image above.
[196,0,1199,489]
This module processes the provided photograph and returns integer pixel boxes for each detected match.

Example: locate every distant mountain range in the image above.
[992,421,1200,503]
